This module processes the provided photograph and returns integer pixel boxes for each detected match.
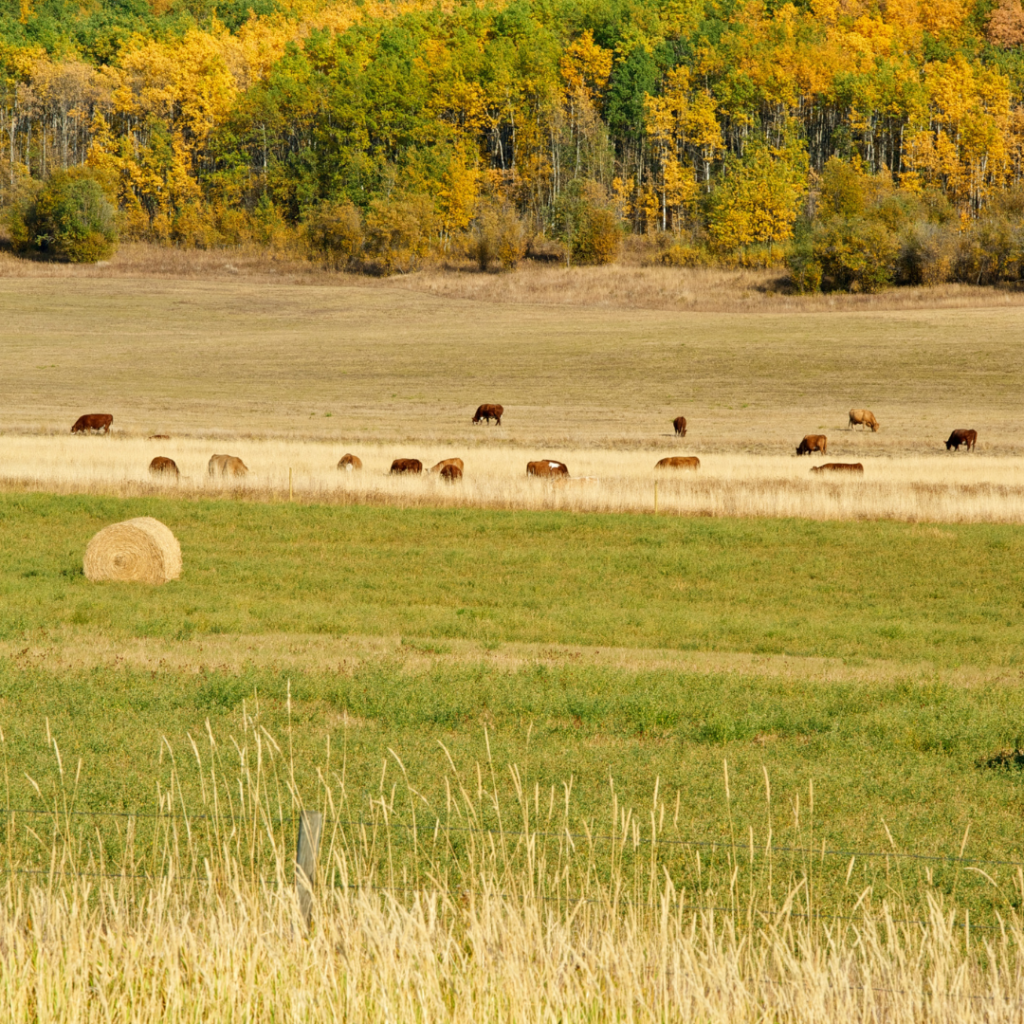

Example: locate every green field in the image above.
[2,491,1023,915]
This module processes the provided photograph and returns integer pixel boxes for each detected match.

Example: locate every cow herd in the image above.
[67,406,982,485]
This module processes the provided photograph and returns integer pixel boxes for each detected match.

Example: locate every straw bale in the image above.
[83,517,182,585]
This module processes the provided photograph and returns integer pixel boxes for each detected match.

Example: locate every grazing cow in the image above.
[148,434,170,440]
[810,462,864,475]
[527,460,569,478]
[149,456,180,478]
[848,409,879,432]
[673,416,687,437]
[390,458,423,475]
[208,454,248,477]
[796,435,828,455]
[440,463,463,483]
[655,456,700,470]
[945,429,977,452]
[429,458,464,474]
[71,413,113,434]
[473,404,504,426]
[337,453,362,471]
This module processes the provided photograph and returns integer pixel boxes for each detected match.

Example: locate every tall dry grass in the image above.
[5,242,1024,315]
[5,434,1024,523]
[4,714,1024,1022]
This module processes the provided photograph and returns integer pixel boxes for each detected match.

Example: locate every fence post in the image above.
[295,810,323,931]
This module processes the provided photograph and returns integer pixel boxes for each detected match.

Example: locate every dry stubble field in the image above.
[2,256,1024,1021]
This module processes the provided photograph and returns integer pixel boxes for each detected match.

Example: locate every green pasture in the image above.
[1,492,1023,915]
[2,492,1021,664]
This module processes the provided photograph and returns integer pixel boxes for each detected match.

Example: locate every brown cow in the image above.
[429,458,464,474]
[527,460,569,478]
[71,414,113,434]
[440,463,463,483]
[673,416,687,437]
[473,404,504,425]
[656,456,700,470]
[390,458,423,474]
[810,462,864,475]
[848,409,879,432]
[149,456,180,478]
[945,429,977,452]
[208,454,248,477]
[337,453,362,470]
[796,435,828,455]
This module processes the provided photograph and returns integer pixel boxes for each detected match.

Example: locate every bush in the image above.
[954,216,1024,285]
[469,201,528,271]
[812,218,900,292]
[552,180,621,266]
[897,222,958,286]
[576,207,621,264]
[785,235,823,292]
[364,195,435,274]
[306,201,364,269]
[14,171,117,262]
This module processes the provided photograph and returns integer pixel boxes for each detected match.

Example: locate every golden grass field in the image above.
[3,434,1024,522]
[1,246,1023,525]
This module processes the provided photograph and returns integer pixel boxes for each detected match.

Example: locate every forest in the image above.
[4,0,1024,288]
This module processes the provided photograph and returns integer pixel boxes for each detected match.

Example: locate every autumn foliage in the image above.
[3,0,1024,286]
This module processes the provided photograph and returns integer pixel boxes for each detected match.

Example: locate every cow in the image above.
[208,454,248,477]
[527,460,569,478]
[440,463,463,483]
[390,458,423,475]
[429,458,464,474]
[148,434,170,440]
[810,462,864,475]
[149,456,180,478]
[473,404,504,426]
[796,435,828,455]
[337,453,362,471]
[848,409,879,432]
[945,429,977,452]
[656,456,700,470]
[673,416,687,437]
[71,413,113,434]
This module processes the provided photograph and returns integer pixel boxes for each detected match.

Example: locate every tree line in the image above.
[4,0,1024,288]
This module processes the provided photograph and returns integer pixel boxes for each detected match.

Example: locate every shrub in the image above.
[812,217,900,292]
[469,201,528,271]
[552,181,621,266]
[576,207,621,265]
[660,242,710,267]
[364,195,435,274]
[14,171,118,262]
[306,201,364,269]
[897,222,958,286]
[785,235,823,292]
[953,216,1024,285]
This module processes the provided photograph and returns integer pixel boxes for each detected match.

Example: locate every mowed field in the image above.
[2,268,1024,1019]
[1,273,1022,451]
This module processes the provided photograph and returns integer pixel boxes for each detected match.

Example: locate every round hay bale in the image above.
[83,517,182,585]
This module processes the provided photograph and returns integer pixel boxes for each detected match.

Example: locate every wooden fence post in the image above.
[295,810,323,930]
